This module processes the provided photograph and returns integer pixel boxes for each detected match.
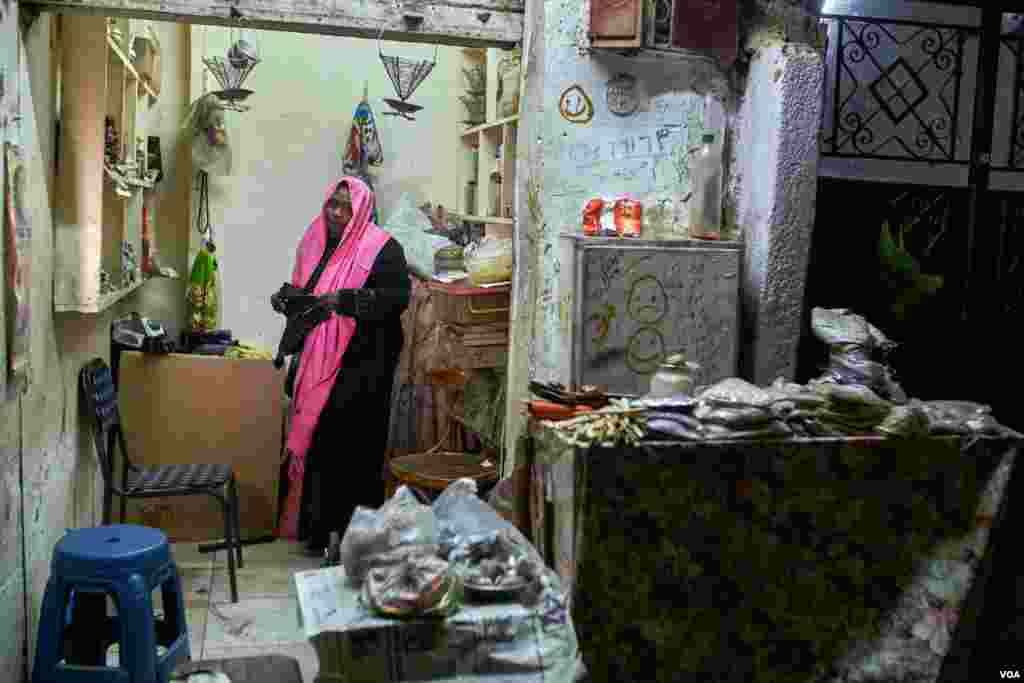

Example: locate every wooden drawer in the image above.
[445,321,509,370]
[459,343,509,369]
[424,278,512,326]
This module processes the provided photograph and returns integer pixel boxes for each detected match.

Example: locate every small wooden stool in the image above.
[388,450,499,502]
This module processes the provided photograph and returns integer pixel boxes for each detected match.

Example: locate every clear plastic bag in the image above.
[381,193,456,278]
[339,486,439,586]
[360,553,463,619]
[811,308,907,403]
[432,478,547,600]
[695,377,780,408]
[463,237,513,286]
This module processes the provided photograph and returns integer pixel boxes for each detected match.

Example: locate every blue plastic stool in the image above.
[33,524,191,683]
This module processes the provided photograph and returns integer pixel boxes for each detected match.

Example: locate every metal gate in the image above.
[800,3,1023,429]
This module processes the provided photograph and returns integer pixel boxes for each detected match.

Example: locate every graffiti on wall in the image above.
[606,73,639,117]
[559,85,594,124]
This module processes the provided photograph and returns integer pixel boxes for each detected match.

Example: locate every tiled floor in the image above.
[169,539,322,682]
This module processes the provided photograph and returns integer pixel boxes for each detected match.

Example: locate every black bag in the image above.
[275,300,330,366]
[272,277,332,384]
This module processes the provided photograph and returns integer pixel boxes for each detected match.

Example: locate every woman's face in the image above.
[324,185,353,233]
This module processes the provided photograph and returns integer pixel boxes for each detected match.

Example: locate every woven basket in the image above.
[389,448,499,493]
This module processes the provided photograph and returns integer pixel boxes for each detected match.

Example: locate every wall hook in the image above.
[402,14,425,30]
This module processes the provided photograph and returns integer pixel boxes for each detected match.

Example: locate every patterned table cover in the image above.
[529,425,1020,682]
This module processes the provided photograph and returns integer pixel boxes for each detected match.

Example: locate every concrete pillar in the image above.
[733,43,823,385]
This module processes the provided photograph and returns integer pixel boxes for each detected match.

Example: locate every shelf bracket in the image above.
[20,4,42,32]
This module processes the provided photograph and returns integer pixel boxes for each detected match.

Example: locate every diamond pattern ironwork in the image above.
[869,58,930,126]
[821,17,972,163]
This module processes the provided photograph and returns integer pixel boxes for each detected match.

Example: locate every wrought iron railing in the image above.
[1001,36,1024,170]
[821,14,976,164]
[821,12,1024,173]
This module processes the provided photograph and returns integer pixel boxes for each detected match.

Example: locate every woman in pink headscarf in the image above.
[272,176,410,556]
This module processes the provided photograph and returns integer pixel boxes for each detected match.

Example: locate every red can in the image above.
[614,196,642,237]
[581,197,604,236]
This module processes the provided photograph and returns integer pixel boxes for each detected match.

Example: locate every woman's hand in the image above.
[323,289,376,317]
[319,291,342,313]
[272,283,303,313]
[271,290,287,313]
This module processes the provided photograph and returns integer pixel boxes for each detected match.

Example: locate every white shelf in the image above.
[457,49,518,239]
[452,213,515,225]
[462,115,519,138]
[56,277,150,314]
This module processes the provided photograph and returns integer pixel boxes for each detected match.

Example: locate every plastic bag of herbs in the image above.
[433,478,551,605]
[339,486,440,587]
[360,552,463,619]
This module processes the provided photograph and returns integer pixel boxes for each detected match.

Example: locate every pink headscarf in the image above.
[284,176,392,480]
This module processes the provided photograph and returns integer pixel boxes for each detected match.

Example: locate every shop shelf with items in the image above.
[55,15,161,314]
[456,48,519,240]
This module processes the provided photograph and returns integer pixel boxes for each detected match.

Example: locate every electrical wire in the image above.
[194,169,213,247]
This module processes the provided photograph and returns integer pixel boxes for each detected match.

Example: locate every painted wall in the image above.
[0,17,191,679]
[188,27,462,350]
[530,0,736,387]
[503,0,824,465]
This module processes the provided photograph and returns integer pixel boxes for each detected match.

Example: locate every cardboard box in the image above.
[118,352,285,542]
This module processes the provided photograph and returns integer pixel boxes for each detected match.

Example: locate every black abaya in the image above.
[296,237,411,549]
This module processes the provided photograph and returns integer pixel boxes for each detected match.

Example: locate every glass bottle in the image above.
[648,353,701,398]
[688,132,723,240]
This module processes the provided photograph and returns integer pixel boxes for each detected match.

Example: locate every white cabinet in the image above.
[558,235,742,396]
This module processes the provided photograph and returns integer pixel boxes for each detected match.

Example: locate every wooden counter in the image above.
[118,352,285,542]
[530,426,1021,683]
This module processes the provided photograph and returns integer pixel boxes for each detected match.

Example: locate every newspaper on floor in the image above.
[295,565,581,682]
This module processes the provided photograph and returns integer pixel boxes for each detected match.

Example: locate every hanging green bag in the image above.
[186,243,219,333]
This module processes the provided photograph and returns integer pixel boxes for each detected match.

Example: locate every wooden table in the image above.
[172,655,302,682]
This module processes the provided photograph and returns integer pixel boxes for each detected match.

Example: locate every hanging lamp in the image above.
[202,14,261,112]
[377,25,438,120]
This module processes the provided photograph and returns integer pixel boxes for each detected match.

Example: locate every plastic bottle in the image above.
[688,132,723,240]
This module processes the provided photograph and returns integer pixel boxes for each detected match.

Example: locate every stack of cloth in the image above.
[224,341,274,361]
[641,378,909,441]
[641,378,795,442]
[185,328,233,355]
[771,379,898,437]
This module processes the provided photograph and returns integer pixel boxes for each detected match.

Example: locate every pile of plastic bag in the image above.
[338,478,566,619]
[338,486,460,618]
[328,479,581,679]
[785,381,898,436]
[811,307,907,403]
[639,307,1020,443]
[920,400,1007,437]
[433,479,551,606]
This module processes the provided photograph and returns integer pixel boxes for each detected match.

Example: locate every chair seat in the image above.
[127,463,233,495]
